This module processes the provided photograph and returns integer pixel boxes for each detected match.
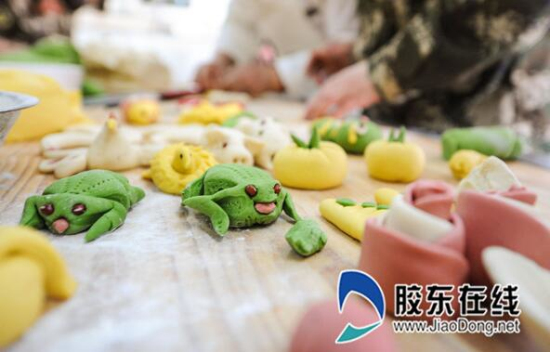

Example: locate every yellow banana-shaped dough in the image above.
[143,144,217,195]
[320,198,388,241]
[0,226,76,347]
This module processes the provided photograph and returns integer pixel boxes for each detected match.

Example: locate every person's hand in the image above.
[220,63,284,96]
[195,53,234,90]
[307,42,354,84]
[305,61,381,119]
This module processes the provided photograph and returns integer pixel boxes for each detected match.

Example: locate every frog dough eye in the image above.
[72,203,87,215]
[39,203,54,216]
[273,184,281,194]
[245,185,257,197]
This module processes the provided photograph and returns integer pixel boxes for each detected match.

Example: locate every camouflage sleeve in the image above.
[359,0,550,102]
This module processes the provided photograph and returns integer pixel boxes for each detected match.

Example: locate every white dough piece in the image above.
[383,195,453,243]
[39,150,88,178]
[87,118,142,171]
[482,247,550,349]
[458,156,521,193]
[233,116,291,170]
[41,131,96,151]
[202,125,263,165]
[146,124,264,166]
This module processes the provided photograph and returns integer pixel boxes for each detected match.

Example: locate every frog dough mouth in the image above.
[254,202,277,215]
[52,217,70,234]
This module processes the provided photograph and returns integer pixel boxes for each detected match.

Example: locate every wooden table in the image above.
[1,98,548,352]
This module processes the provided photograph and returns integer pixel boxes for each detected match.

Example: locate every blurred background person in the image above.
[195,0,358,100]
[305,0,550,131]
[0,0,103,47]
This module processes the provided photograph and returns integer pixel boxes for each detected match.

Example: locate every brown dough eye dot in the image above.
[222,142,228,148]
[245,185,257,197]
[39,204,54,215]
[273,184,281,194]
[72,203,87,215]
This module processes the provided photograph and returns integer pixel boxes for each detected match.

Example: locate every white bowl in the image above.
[0,91,39,145]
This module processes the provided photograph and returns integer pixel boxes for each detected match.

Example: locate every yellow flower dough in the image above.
[143,144,217,195]
[178,100,242,125]
[0,70,89,142]
[0,226,76,347]
[273,131,347,190]
[319,198,387,241]
[364,128,425,183]
[448,149,487,180]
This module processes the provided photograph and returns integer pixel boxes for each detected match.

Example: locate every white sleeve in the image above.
[216,0,261,64]
[323,0,359,42]
[274,50,318,100]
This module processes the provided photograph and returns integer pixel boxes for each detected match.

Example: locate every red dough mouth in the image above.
[255,202,276,215]
[52,218,70,234]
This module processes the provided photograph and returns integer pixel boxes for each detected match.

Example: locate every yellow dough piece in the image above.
[320,199,387,241]
[374,188,400,206]
[0,226,76,347]
[1,70,89,143]
[143,144,217,195]
[448,150,487,180]
[364,127,425,183]
[273,130,347,190]
[178,100,242,125]
[122,99,160,125]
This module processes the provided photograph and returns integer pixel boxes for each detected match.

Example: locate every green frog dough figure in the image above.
[312,117,382,154]
[182,164,327,256]
[20,170,145,242]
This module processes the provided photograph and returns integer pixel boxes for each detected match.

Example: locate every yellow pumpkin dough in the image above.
[143,144,217,195]
[273,130,347,190]
[0,226,76,347]
[178,100,242,125]
[364,127,425,183]
[1,70,89,143]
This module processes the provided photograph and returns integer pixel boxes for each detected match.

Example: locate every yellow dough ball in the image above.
[449,150,487,180]
[273,130,347,190]
[364,127,425,183]
[143,144,217,195]
[122,99,160,125]
[178,100,242,125]
[374,188,400,206]
[0,226,76,347]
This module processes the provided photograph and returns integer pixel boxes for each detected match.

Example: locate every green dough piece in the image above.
[336,198,356,207]
[361,202,377,208]
[182,164,300,235]
[222,111,257,127]
[312,118,383,154]
[0,37,80,64]
[441,126,523,160]
[376,204,389,210]
[285,219,327,257]
[20,170,145,242]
